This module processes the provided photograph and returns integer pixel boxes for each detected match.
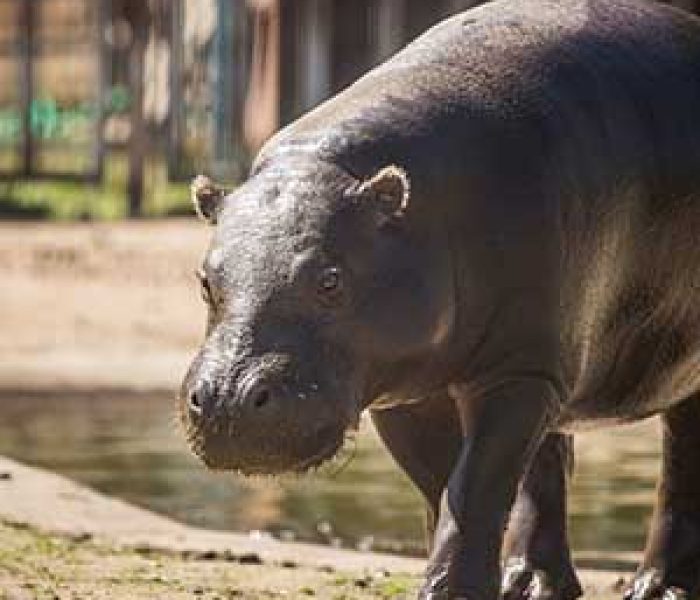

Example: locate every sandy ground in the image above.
[0,221,635,598]
[0,220,209,391]
[0,520,420,600]
[0,455,424,600]
[0,455,628,599]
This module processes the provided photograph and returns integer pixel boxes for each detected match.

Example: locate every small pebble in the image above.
[356,535,374,552]
[248,529,273,541]
[354,577,370,589]
[316,521,333,536]
[375,569,391,578]
[278,529,297,542]
[238,552,263,565]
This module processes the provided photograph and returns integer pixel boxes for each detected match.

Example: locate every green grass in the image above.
[0,520,422,599]
[0,152,193,221]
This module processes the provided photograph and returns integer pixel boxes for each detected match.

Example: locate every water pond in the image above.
[0,390,660,557]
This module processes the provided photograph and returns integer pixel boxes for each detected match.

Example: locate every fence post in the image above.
[20,0,33,177]
[94,0,110,184]
[125,1,148,217]
[167,0,183,180]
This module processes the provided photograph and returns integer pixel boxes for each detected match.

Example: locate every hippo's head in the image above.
[180,158,455,475]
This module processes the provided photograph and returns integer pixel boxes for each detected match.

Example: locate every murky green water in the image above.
[0,390,660,556]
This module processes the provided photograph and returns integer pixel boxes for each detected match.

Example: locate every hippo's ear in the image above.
[357,165,411,222]
[191,175,227,225]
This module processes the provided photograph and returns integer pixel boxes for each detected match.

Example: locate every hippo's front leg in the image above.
[423,378,556,600]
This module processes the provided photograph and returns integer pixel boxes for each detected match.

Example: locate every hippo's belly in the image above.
[558,329,700,432]
[557,194,700,431]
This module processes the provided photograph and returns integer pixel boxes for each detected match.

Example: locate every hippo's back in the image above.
[258,0,700,180]
[258,0,700,427]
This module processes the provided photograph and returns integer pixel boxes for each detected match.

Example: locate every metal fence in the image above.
[0,0,699,206]
[0,0,107,181]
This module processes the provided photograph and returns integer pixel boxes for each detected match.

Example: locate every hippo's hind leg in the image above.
[502,433,582,600]
[626,396,700,600]
[372,395,581,600]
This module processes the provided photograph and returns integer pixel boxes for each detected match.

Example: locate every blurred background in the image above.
[1,0,699,561]
[0,0,513,219]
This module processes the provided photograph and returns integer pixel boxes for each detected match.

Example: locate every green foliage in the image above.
[377,576,413,598]
[0,153,192,221]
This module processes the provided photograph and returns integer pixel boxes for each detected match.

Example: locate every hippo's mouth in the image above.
[289,435,347,473]
[183,416,350,476]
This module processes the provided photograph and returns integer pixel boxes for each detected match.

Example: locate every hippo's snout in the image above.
[180,360,350,475]
[186,372,279,422]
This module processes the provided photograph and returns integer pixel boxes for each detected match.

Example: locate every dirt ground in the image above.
[0,221,632,598]
[0,521,420,600]
[0,220,209,391]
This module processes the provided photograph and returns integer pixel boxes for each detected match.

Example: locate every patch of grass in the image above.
[0,521,421,599]
[0,152,193,220]
[376,575,414,598]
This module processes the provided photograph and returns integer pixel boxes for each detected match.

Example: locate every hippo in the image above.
[179,0,700,597]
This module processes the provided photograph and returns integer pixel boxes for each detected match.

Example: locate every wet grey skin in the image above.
[180,0,700,598]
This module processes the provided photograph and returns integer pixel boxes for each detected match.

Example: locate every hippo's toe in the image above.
[417,565,449,599]
[624,569,690,600]
[501,558,582,600]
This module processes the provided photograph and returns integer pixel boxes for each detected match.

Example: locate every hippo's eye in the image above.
[196,268,214,305]
[317,266,343,298]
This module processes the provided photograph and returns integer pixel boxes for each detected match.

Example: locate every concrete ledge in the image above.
[0,455,637,596]
[0,455,422,574]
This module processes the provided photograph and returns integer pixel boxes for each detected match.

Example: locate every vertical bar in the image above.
[279,0,299,123]
[404,0,438,41]
[376,0,405,61]
[331,0,372,92]
[231,0,252,179]
[213,0,233,172]
[127,2,147,217]
[300,0,331,112]
[167,0,184,180]
[94,0,109,183]
[19,0,32,177]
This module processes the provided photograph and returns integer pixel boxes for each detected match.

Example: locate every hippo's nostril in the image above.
[237,376,279,412]
[251,386,272,409]
[188,389,203,416]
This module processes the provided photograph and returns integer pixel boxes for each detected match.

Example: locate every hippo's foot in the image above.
[624,509,700,600]
[501,557,583,600]
[623,569,690,600]
[416,565,487,600]
[415,557,582,600]
[417,563,449,599]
